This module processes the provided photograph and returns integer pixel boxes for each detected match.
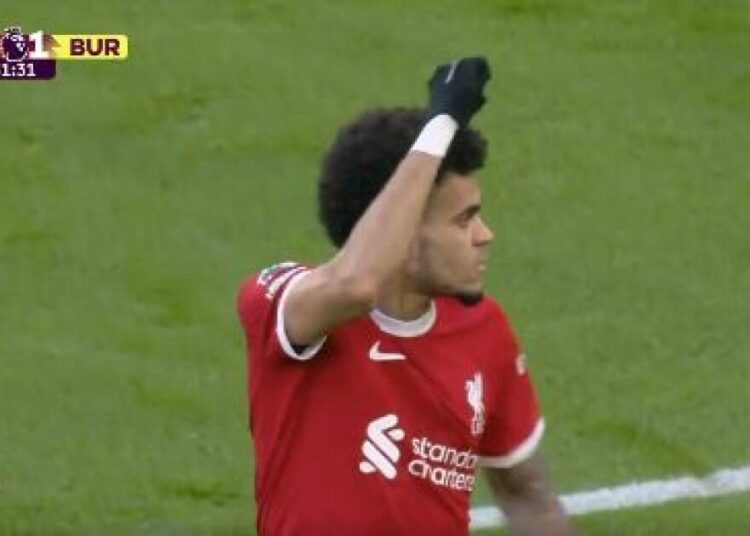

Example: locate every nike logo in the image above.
[368,341,406,362]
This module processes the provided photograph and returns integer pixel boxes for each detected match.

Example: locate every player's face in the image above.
[409,174,494,305]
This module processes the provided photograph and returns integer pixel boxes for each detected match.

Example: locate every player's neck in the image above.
[375,278,432,321]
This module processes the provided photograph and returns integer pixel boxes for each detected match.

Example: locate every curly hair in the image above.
[318,107,487,247]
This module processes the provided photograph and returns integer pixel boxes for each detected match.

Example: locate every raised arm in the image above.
[284,57,491,346]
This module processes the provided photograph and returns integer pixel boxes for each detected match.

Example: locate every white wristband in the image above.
[410,114,459,157]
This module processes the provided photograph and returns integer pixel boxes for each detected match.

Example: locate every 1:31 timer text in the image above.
[0,61,37,78]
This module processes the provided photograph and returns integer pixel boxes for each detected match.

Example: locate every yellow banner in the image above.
[49,35,128,60]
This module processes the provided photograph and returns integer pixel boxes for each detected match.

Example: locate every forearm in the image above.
[500,493,572,536]
[485,457,574,536]
[334,117,456,286]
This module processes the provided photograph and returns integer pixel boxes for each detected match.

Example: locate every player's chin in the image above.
[453,280,485,307]
[454,289,484,307]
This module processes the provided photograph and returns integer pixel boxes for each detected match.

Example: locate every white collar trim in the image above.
[369,300,436,338]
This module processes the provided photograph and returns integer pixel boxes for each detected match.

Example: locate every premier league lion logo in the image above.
[0,27,29,62]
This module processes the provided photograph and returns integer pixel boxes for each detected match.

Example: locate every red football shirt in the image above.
[237,262,544,535]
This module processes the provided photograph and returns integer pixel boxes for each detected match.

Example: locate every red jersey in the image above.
[237,262,544,535]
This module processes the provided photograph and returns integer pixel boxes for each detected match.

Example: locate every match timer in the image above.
[1,25,128,81]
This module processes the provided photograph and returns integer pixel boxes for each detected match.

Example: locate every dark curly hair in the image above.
[318,107,487,247]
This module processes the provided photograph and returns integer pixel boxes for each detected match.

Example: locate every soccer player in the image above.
[238,56,572,535]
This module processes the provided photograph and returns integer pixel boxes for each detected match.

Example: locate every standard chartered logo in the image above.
[358,414,405,479]
[407,437,478,491]
[358,413,478,491]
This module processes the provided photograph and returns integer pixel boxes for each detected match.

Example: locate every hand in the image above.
[425,56,491,128]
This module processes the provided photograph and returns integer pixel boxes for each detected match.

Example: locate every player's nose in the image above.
[473,216,494,245]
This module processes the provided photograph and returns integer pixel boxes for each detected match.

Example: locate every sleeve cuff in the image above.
[477,418,545,468]
[275,269,327,361]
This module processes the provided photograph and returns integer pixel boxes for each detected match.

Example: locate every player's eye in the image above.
[456,214,474,229]
[453,204,481,229]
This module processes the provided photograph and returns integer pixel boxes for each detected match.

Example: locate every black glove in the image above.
[425,56,491,128]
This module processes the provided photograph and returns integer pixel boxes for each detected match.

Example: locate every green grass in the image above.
[2,0,749,533]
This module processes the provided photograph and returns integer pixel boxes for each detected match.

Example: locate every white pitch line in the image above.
[470,464,750,530]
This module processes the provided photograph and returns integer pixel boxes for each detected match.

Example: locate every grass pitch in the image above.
[1,0,749,533]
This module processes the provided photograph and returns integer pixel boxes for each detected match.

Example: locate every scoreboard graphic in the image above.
[0,25,128,81]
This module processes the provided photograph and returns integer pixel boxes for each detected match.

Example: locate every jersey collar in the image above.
[369,300,436,338]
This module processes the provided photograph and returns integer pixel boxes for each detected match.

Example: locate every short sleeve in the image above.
[237,262,327,362]
[477,325,544,468]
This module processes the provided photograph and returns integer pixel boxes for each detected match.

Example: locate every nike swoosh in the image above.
[369,341,406,362]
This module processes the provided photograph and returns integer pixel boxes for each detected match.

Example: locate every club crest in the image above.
[465,372,485,436]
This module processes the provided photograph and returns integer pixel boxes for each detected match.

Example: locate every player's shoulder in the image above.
[477,294,513,326]
[436,296,522,372]
[237,261,313,314]
[438,295,516,345]
[436,294,510,323]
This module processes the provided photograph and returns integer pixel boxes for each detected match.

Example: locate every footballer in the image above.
[238,56,572,535]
